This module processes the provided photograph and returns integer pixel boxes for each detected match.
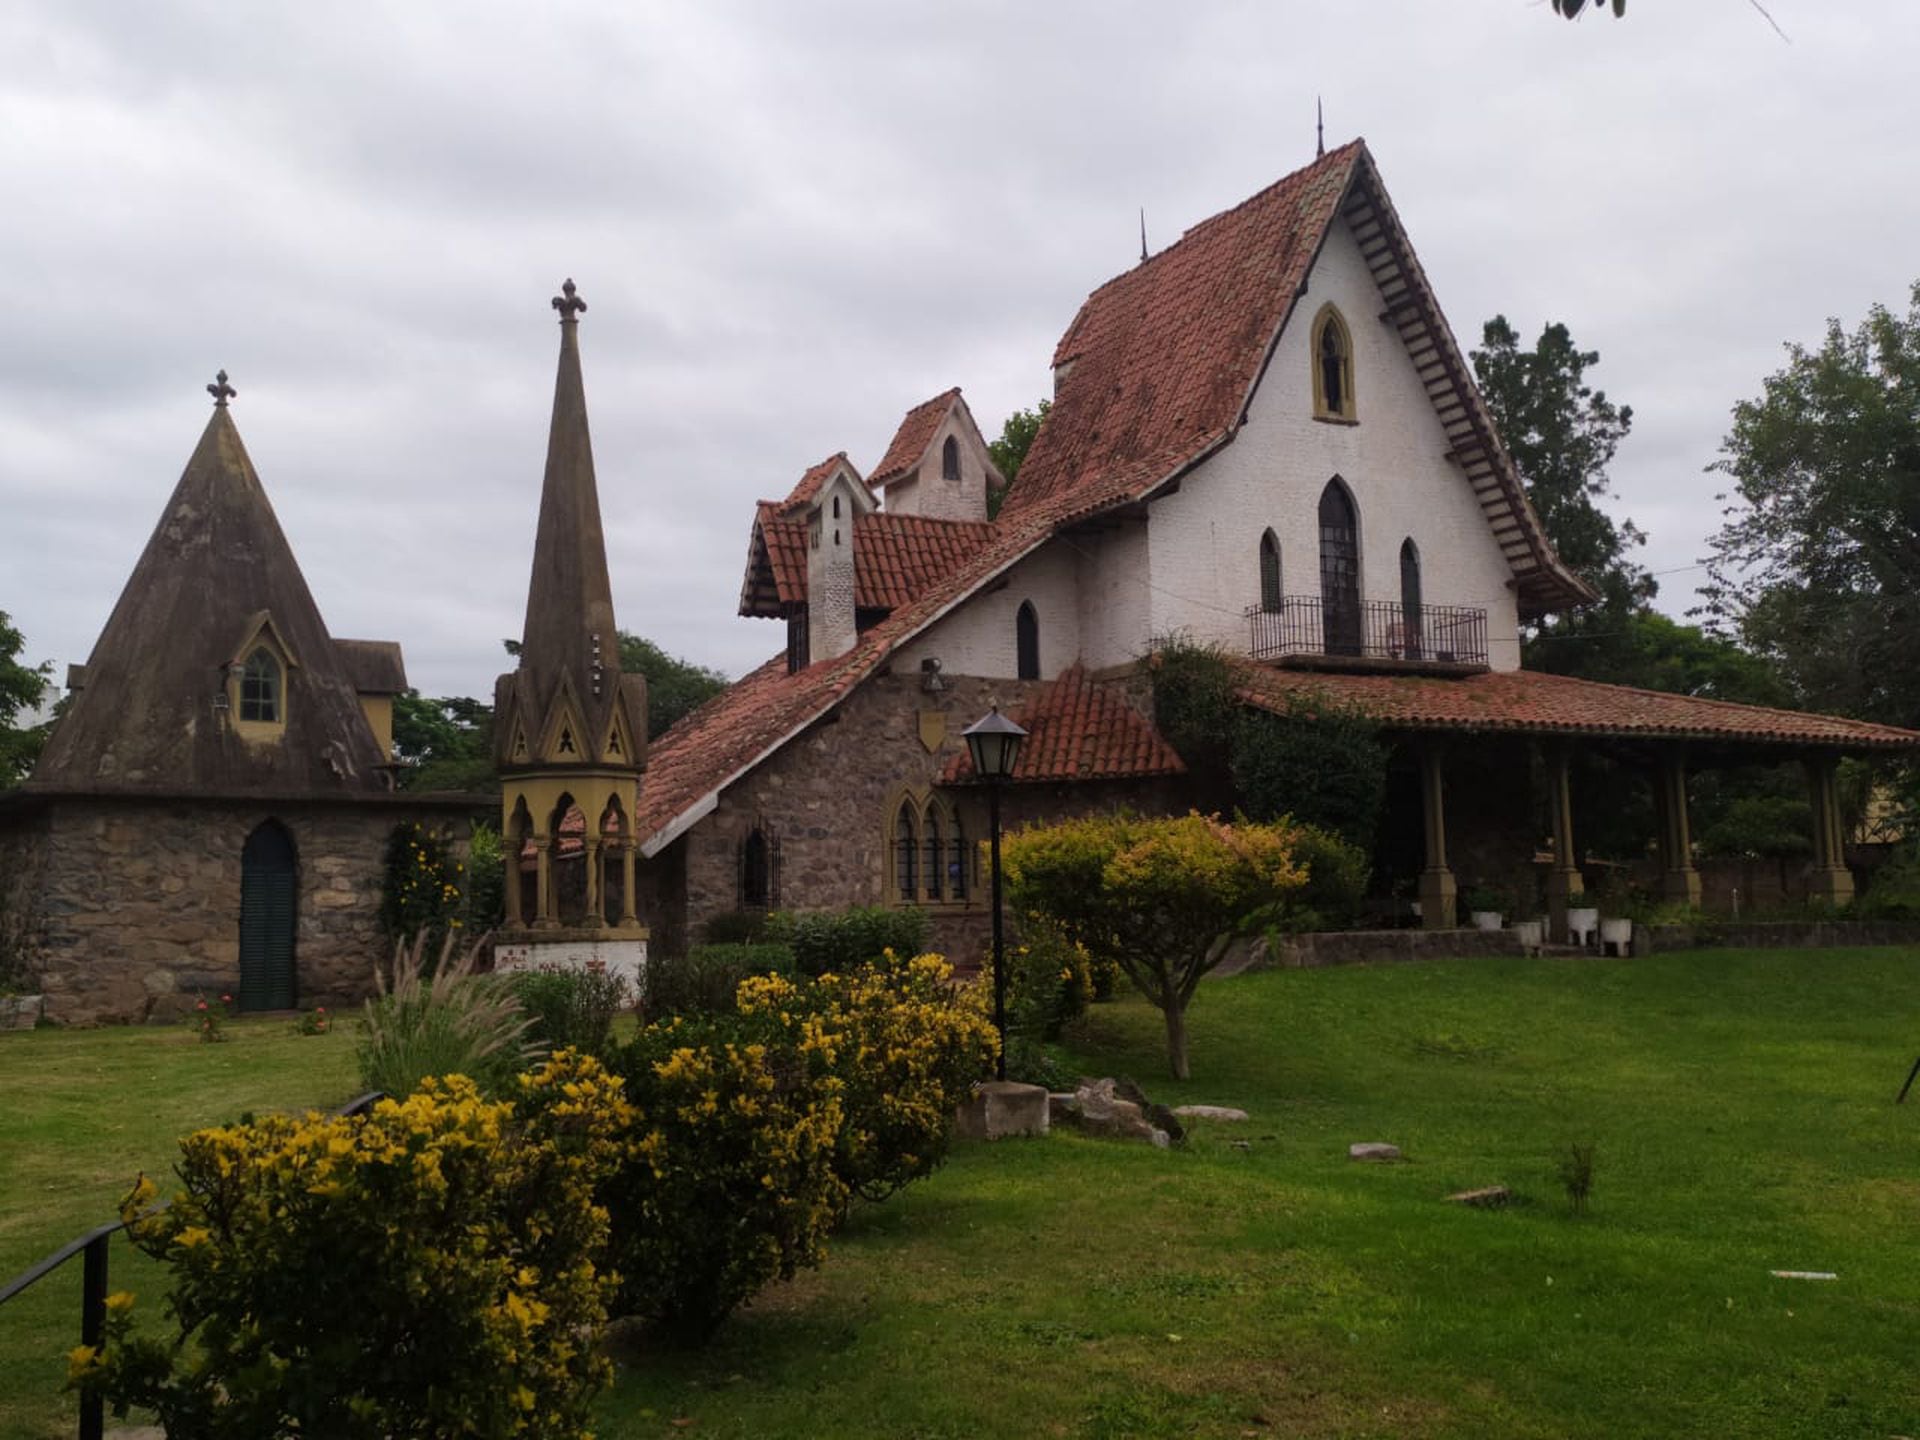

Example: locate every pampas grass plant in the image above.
[357,930,539,1099]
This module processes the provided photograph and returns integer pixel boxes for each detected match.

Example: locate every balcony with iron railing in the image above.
[1246,595,1490,673]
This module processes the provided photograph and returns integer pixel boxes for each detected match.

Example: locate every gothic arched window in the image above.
[1016,601,1040,680]
[1259,530,1282,613]
[894,802,918,899]
[240,648,282,724]
[1399,538,1424,661]
[742,827,770,909]
[1312,304,1355,421]
[942,435,961,481]
[1318,479,1361,656]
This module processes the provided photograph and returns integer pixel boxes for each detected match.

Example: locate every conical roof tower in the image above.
[495,281,648,936]
[30,373,391,797]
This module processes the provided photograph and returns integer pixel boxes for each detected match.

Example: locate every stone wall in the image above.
[1253,926,1525,971]
[671,670,1184,961]
[28,796,476,1025]
[0,805,52,992]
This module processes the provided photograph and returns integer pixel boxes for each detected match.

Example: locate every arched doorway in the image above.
[239,820,297,1011]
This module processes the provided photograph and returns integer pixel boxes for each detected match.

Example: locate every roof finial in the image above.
[207,369,236,408]
[1139,207,1148,264]
[1316,97,1325,158]
[551,278,587,322]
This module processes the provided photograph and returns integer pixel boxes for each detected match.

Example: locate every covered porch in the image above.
[1235,664,1920,939]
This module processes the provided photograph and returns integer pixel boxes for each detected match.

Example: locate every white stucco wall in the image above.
[894,540,1082,680]
[1139,215,1523,669]
[1073,519,1151,672]
[880,405,995,524]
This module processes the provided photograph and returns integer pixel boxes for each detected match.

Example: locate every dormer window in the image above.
[239,648,281,723]
[1312,304,1355,422]
[942,435,960,481]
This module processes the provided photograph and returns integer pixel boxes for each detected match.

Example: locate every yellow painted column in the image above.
[584,836,603,928]
[1417,741,1457,930]
[1545,745,1585,942]
[503,835,524,929]
[620,842,639,927]
[533,835,555,929]
[1805,754,1856,906]
[1656,753,1701,907]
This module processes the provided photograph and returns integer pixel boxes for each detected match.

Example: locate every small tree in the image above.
[1002,812,1305,1079]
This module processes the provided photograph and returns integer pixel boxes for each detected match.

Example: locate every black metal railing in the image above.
[1247,595,1489,667]
[0,1091,386,1439]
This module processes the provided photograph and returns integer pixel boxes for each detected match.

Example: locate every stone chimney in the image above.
[805,475,859,664]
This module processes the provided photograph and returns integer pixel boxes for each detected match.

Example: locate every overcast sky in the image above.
[3,1,1914,699]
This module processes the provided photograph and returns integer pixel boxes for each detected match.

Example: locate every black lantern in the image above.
[962,705,1027,1080]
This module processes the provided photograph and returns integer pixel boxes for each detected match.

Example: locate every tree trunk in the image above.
[1162,999,1190,1081]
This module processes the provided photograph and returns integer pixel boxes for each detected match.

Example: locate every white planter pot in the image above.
[1599,917,1634,955]
[1471,911,1504,932]
[1567,907,1600,944]
[1513,919,1545,951]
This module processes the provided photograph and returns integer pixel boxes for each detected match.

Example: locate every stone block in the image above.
[954,1081,1051,1141]
[1173,1105,1249,1122]
[1349,1142,1402,1162]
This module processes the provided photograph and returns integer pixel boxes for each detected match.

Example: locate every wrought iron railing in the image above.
[1246,595,1489,667]
[0,1091,386,1439]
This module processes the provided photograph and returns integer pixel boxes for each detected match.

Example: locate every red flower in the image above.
[220,994,232,1004]
[196,1001,208,1011]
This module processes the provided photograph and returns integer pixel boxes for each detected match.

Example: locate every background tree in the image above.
[985,399,1049,519]
[617,632,729,738]
[392,692,495,792]
[0,611,51,786]
[1702,282,1920,731]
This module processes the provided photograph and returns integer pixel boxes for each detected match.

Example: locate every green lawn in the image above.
[4,950,1919,1438]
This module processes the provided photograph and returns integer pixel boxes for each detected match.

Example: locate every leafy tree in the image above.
[392,692,494,792]
[985,399,1050,519]
[1702,283,1920,731]
[0,611,51,786]
[1002,811,1306,1079]
[617,632,728,739]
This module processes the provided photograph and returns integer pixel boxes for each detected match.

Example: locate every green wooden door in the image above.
[239,821,297,1011]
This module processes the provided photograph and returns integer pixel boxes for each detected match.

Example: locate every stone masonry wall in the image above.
[31,797,473,1026]
[0,806,52,992]
[674,670,1185,964]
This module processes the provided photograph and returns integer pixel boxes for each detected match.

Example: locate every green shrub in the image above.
[1858,845,1920,920]
[357,932,536,1099]
[1006,917,1095,1043]
[1280,823,1372,930]
[702,909,774,945]
[377,821,467,950]
[644,943,795,1017]
[464,822,506,931]
[81,1056,629,1438]
[508,965,630,1057]
[1231,699,1388,851]
[605,1009,847,1342]
[766,905,928,977]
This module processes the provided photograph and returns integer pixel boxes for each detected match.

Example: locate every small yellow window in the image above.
[1311,304,1356,422]
[239,649,281,724]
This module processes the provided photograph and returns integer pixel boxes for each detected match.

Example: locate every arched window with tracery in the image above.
[1016,601,1040,680]
[1259,530,1282,613]
[894,802,918,900]
[923,808,944,900]
[1312,304,1355,421]
[1318,479,1361,656]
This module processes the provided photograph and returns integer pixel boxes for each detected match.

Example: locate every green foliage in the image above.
[767,905,929,978]
[392,692,494,792]
[702,909,776,945]
[357,932,537,1100]
[1557,1141,1597,1215]
[1006,917,1095,1046]
[986,398,1051,517]
[1703,282,1920,729]
[1003,811,1306,1079]
[643,943,797,1018]
[189,992,232,1043]
[1149,636,1242,811]
[1280,824,1372,930]
[508,965,631,1057]
[617,632,729,739]
[1230,697,1387,851]
[1858,846,1920,920]
[0,609,51,787]
[82,1056,627,1438]
[1695,791,1813,861]
[377,821,466,948]
[465,822,507,931]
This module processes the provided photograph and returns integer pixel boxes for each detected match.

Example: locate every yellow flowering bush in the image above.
[78,1053,628,1439]
[739,950,998,1203]
[378,820,466,950]
[606,1013,847,1342]
[1003,811,1307,1079]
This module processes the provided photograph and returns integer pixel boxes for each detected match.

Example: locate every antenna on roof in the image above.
[1316,97,1325,158]
[1139,207,1148,263]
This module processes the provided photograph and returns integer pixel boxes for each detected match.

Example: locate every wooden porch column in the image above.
[532,835,556,929]
[1417,740,1457,930]
[1653,752,1701,907]
[1545,744,1585,942]
[1804,753,1856,906]
[620,842,640,927]
[583,836,604,928]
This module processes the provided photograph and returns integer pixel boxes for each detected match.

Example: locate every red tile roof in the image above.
[941,666,1186,784]
[740,510,996,617]
[1232,662,1920,751]
[869,388,960,487]
[776,452,857,516]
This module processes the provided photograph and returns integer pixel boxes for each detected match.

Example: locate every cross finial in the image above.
[551,278,587,321]
[207,369,236,407]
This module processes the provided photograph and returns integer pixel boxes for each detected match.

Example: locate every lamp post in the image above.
[962,705,1028,1082]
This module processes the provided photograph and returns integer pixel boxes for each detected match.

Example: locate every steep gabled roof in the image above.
[29,404,392,798]
[738,509,996,618]
[869,388,961,488]
[776,452,861,516]
[1004,140,1591,616]
[940,665,1185,784]
[334,639,408,695]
